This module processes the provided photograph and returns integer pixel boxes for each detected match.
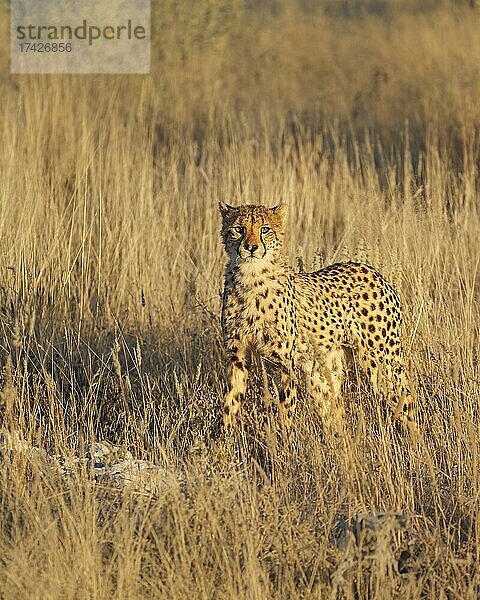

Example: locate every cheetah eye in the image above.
[233,226,244,234]
[260,226,271,234]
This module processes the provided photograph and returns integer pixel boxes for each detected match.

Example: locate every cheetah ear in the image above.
[271,204,287,219]
[219,202,235,217]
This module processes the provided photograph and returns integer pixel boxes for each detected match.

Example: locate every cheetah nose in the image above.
[244,243,259,253]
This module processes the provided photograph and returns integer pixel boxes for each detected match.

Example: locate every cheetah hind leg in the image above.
[305,350,345,435]
[394,390,416,423]
[391,369,418,432]
[371,355,418,432]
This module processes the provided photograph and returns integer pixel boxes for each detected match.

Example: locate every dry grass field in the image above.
[1,1,480,597]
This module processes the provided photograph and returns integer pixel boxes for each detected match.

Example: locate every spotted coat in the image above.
[219,203,414,432]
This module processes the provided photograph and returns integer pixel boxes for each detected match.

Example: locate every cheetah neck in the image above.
[225,258,290,290]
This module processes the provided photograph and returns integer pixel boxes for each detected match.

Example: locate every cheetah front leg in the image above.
[266,346,297,433]
[223,342,249,430]
[277,368,297,431]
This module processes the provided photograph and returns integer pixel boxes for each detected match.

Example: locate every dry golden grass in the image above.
[0,1,480,598]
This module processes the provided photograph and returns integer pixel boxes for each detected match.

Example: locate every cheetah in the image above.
[219,202,415,433]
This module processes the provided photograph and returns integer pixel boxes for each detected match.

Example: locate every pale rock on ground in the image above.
[0,429,183,495]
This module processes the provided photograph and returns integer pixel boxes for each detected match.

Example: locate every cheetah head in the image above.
[219,203,286,267]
